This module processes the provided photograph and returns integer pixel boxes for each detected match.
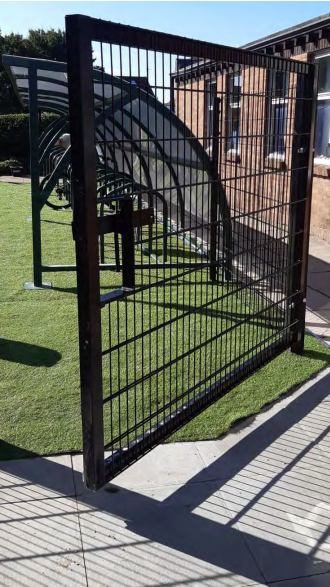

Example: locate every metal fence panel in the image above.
[66,15,317,490]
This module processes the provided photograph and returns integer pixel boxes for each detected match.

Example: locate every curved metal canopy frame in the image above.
[2,53,232,286]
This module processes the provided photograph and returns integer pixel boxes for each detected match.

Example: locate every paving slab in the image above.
[269,573,330,586]
[308,273,330,294]
[218,416,330,583]
[0,176,30,184]
[305,309,330,340]
[0,455,75,503]
[307,287,330,314]
[73,442,206,494]
[307,237,330,330]
[295,401,330,457]
[0,496,86,587]
[75,478,265,587]
[309,237,330,266]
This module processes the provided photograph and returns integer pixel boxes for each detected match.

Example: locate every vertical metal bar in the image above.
[66,15,105,490]
[99,202,105,264]
[289,63,318,354]
[29,66,42,287]
[210,95,220,282]
[121,198,135,289]
[300,61,319,299]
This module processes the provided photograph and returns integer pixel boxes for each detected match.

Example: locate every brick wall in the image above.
[176,78,205,143]
[174,52,330,244]
[175,63,295,236]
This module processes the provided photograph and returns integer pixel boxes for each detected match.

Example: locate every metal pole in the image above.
[29,67,43,287]
[289,63,318,354]
[66,14,105,490]
[210,95,220,282]
[121,198,135,289]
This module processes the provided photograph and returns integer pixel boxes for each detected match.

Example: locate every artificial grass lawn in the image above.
[1,181,330,460]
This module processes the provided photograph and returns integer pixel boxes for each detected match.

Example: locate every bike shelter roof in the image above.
[2,54,228,227]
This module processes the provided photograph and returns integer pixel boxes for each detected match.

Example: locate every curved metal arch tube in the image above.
[98,115,169,258]
[39,114,67,151]
[40,118,70,166]
[94,98,186,229]
[39,146,71,207]
[36,101,68,116]
[109,79,233,274]
[36,76,231,275]
[126,109,186,229]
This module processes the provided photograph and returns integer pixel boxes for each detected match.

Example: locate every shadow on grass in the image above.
[0,339,61,367]
[302,348,330,362]
[0,440,39,461]
[50,285,78,295]
[41,219,72,227]
[51,284,123,295]
[126,296,285,329]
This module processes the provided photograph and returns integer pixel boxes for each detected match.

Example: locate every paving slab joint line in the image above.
[70,454,89,587]
[266,569,330,584]
[306,306,330,324]
[194,442,268,583]
[218,486,269,586]
[193,441,209,471]
[308,285,330,303]
[0,493,78,506]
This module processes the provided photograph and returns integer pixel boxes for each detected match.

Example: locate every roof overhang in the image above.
[2,55,69,113]
[241,12,330,52]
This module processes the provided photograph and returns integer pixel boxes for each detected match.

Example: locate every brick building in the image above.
[171,12,330,245]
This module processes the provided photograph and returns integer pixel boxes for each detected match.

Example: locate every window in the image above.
[205,78,217,150]
[315,54,330,161]
[226,72,241,152]
[267,71,289,158]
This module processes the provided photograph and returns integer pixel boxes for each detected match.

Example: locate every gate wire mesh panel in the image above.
[66,16,316,489]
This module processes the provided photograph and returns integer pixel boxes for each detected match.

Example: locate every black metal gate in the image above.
[66,15,317,490]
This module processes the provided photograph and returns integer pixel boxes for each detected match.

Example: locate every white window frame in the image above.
[205,78,217,152]
[226,72,241,155]
[267,71,289,161]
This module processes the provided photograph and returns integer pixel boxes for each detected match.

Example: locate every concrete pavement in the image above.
[307,236,330,343]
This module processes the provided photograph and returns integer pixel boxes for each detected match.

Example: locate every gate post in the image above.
[289,64,318,354]
[28,66,43,288]
[66,15,105,489]
[210,96,220,282]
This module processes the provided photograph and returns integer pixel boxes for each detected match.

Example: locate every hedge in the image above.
[0,158,22,176]
[0,112,59,169]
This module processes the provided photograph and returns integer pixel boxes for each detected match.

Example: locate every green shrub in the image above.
[0,158,22,176]
[0,112,59,164]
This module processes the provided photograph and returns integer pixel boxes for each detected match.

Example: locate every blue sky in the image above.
[0,2,329,47]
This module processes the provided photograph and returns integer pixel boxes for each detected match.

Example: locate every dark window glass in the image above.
[205,79,217,149]
[267,71,288,155]
[315,100,330,157]
[227,72,241,151]
[318,56,330,94]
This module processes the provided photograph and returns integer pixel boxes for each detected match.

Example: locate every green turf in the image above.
[1,181,330,461]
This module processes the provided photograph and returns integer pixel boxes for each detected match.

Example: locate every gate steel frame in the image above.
[66,14,318,490]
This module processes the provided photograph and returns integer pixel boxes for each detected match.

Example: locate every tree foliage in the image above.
[0,28,66,113]
[0,112,58,165]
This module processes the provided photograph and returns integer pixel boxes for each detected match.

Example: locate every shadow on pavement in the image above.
[1,369,330,585]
